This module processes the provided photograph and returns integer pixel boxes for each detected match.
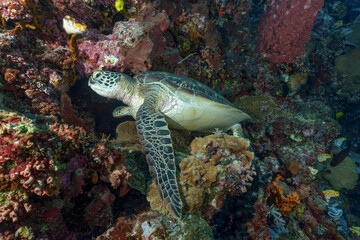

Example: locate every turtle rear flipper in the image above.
[136,90,183,218]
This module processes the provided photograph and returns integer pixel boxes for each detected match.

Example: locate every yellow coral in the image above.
[322,189,340,202]
[147,133,255,217]
[147,181,168,216]
[179,156,218,188]
[179,156,218,211]
[62,16,87,35]
[115,0,124,12]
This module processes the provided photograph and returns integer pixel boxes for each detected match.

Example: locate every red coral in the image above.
[257,0,324,63]
[0,142,18,163]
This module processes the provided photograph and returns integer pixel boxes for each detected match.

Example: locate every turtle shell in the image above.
[135,71,236,108]
[135,71,250,132]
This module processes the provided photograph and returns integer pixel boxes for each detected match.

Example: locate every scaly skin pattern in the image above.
[136,87,183,218]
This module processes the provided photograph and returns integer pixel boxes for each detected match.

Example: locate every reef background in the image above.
[1,0,360,239]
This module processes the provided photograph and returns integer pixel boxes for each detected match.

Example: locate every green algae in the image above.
[15,226,35,240]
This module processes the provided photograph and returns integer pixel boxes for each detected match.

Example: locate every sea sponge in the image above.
[268,175,300,214]
[146,181,168,216]
[147,133,255,218]
[179,156,218,211]
[323,157,359,190]
[179,156,218,188]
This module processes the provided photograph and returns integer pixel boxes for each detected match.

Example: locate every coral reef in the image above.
[0,0,359,239]
[114,120,143,152]
[335,46,360,79]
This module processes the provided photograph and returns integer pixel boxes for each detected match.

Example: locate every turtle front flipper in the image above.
[113,106,132,118]
[230,123,244,138]
[136,91,183,218]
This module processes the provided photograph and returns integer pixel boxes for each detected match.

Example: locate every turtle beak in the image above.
[88,76,96,86]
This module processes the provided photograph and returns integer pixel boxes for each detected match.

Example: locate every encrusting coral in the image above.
[147,132,255,219]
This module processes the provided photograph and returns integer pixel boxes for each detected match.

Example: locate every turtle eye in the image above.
[94,72,101,79]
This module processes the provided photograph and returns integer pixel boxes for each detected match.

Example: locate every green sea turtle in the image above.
[88,71,251,218]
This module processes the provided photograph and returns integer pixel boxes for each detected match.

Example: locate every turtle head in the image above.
[89,71,133,99]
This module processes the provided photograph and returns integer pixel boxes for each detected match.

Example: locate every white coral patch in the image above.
[141,221,156,240]
[104,55,119,65]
